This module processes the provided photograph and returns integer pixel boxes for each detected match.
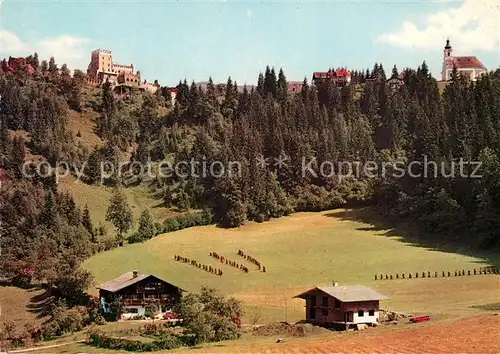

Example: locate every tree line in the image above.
[2,54,500,305]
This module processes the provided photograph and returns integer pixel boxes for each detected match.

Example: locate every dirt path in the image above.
[190,314,500,353]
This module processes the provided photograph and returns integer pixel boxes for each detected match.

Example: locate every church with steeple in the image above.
[441,39,487,82]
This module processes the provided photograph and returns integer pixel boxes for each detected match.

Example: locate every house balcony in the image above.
[120,296,176,306]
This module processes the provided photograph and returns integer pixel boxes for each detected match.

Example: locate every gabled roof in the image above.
[98,271,185,293]
[294,285,387,302]
[313,69,351,79]
[452,56,486,70]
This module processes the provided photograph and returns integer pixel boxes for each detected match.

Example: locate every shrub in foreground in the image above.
[87,329,183,352]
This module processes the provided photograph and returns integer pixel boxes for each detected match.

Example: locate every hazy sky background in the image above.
[1,0,499,85]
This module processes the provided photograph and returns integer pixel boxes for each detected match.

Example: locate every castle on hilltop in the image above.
[441,39,487,82]
[87,49,159,93]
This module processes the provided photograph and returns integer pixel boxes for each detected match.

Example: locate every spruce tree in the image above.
[138,209,155,240]
[33,52,40,70]
[257,72,265,96]
[82,204,95,241]
[40,60,48,75]
[276,68,288,102]
[106,188,133,242]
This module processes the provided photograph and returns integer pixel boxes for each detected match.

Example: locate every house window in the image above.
[369,310,375,316]
[358,310,364,317]
[335,299,341,309]
[322,296,328,307]
[322,308,328,316]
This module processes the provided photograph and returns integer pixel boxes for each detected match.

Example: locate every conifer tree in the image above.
[257,72,265,96]
[276,68,288,102]
[48,57,59,80]
[391,65,399,78]
[33,52,40,70]
[106,188,133,242]
[40,60,48,75]
[138,209,155,240]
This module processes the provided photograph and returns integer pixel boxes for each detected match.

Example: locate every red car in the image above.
[163,312,178,320]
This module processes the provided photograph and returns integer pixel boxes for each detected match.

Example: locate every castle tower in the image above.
[87,49,113,79]
[442,39,454,81]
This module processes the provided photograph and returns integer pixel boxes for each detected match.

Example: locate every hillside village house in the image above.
[98,270,184,319]
[312,69,351,86]
[294,283,387,329]
[441,39,487,82]
[386,71,405,91]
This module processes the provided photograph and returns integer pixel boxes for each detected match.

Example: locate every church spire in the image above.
[445,38,451,49]
[444,38,453,58]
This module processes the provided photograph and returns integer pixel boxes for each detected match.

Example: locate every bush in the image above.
[176,287,243,345]
[41,300,91,339]
[87,329,184,352]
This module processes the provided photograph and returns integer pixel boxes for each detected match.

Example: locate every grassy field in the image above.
[58,175,177,229]
[67,109,102,150]
[83,209,500,324]
[0,286,48,326]
[4,208,499,353]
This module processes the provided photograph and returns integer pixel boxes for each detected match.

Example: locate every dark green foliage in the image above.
[128,209,212,243]
[82,205,95,241]
[106,188,133,241]
[137,209,156,240]
[0,77,75,164]
[175,287,243,344]
[144,298,161,319]
[88,329,184,351]
[41,299,95,338]
[115,65,498,244]
[2,53,500,315]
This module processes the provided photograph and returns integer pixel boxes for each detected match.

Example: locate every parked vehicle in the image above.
[163,312,178,320]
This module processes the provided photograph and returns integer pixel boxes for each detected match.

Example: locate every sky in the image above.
[1,0,499,86]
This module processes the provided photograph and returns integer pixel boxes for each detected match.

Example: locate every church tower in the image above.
[442,39,454,81]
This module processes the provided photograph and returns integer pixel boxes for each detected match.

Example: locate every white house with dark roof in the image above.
[98,270,184,319]
[441,39,487,82]
[294,282,387,329]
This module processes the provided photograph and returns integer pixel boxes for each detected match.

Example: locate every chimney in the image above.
[332,281,338,287]
[132,270,138,278]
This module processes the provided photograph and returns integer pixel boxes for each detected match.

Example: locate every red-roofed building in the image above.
[441,39,487,82]
[312,68,351,86]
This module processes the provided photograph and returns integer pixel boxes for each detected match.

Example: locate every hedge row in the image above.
[88,330,185,352]
[375,267,499,280]
[129,209,212,244]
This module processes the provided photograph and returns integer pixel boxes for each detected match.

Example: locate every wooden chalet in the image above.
[294,282,387,330]
[386,72,405,91]
[98,270,184,319]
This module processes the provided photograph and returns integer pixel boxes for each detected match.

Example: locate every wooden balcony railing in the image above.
[121,298,175,306]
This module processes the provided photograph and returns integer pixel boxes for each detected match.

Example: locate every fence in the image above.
[374,266,499,280]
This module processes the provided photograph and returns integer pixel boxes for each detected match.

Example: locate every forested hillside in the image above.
[1,56,500,292]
